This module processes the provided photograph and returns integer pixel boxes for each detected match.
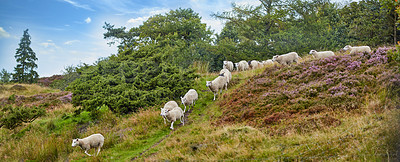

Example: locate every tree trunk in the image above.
[395,13,397,45]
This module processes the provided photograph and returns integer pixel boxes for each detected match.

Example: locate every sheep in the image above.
[160,107,184,130]
[272,52,301,66]
[160,101,179,124]
[309,50,335,59]
[206,76,227,101]
[342,45,371,54]
[71,133,104,156]
[180,89,198,112]
[261,59,274,66]
[236,60,249,71]
[219,68,232,84]
[249,60,262,69]
[223,61,234,72]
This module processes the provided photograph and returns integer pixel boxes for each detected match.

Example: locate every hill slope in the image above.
[1,47,400,161]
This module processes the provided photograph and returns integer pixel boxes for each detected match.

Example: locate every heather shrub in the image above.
[218,46,399,127]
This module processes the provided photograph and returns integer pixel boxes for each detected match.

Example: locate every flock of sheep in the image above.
[71,45,371,156]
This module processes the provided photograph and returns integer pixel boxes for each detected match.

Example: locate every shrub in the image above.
[68,51,198,115]
[0,105,46,129]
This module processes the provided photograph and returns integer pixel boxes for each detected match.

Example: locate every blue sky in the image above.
[0,0,349,77]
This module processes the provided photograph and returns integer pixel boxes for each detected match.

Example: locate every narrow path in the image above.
[130,128,175,161]
[130,110,192,161]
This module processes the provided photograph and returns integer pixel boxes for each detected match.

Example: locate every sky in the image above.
[0,0,351,77]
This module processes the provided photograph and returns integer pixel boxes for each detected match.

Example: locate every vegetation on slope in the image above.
[142,48,400,161]
[1,47,400,161]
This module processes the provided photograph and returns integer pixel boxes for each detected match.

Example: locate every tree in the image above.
[0,69,11,83]
[13,29,38,83]
[379,0,399,45]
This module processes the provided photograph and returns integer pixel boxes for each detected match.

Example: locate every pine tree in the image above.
[0,69,11,83]
[13,29,38,83]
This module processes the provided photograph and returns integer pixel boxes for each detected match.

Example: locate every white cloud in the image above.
[40,40,59,48]
[64,40,80,45]
[126,17,148,27]
[85,17,92,23]
[63,0,94,11]
[0,27,11,38]
[234,0,261,7]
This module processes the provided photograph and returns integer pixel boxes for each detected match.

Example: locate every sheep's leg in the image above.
[183,105,186,113]
[96,147,101,156]
[213,92,216,101]
[163,116,166,124]
[84,150,92,156]
[170,121,175,130]
[181,115,185,126]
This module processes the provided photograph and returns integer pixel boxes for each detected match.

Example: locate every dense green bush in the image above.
[0,105,46,129]
[68,49,198,114]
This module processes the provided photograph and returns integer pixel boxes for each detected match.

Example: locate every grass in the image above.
[0,83,60,98]
[0,48,399,161]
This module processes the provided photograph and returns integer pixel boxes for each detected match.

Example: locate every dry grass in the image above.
[0,83,60,98]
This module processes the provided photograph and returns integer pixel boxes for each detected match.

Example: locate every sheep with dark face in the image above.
[72,133,104,156]
[343,45,371,54]
[272,52,301,66]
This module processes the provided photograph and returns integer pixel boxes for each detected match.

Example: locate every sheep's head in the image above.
[343,45,351,51]
[309,50,317,54]
[206,81,212,87]
[160,108,167,116]
[180,96,187,105]
[72,139,79,147]
[272,55,279,62]
[219,72,225,77]
[223,61,228,65]
[234,63,239,67]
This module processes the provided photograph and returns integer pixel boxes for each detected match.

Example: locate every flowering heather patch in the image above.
[0,91,71,109]
[38,75,63,87]
[217,47,399,128]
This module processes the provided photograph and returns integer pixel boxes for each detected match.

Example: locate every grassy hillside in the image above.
[1,47,400,161]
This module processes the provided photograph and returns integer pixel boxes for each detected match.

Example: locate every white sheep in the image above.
[160,107,184,130]
[219,68,232,84]
[223,61,234,72]
[261,59,274,66]
[309,50,335,59]
[236,60,249,71]
[160,101,179,124]
[206,76,227,101]
[71,133,104,156]
[343,45,371,54]
[272,52,301,66]
[249,60,262,69]
[181,89,198,112]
